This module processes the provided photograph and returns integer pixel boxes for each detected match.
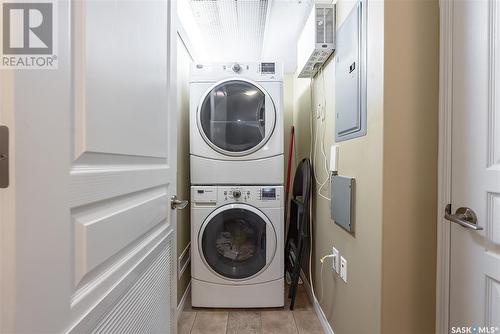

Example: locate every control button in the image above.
[232,63,241,73]
[233,190,241,198]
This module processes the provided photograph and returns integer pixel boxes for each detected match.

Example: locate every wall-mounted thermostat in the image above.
[335,1,367,142]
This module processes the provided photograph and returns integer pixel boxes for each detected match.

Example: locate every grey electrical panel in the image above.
[335,1,367,142]
[331,175,355,233]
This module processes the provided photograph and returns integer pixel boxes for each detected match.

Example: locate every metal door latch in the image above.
[171,195,188,210]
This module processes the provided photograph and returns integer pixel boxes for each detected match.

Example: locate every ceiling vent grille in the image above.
[190,0,269,61]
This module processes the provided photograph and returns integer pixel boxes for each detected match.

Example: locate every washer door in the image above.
[197,79,276,156]
[199,204,277,280]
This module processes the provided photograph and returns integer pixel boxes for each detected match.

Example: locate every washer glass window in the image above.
[200,81,267,153]
[201,208,267,279]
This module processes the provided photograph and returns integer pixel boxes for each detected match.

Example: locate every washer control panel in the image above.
[191,186,283,207]
[222,187,252,202]
[260,187,276,200]
[221,186,282,207]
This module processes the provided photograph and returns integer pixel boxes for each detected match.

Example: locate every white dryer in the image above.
[190,185,284,308]
[190,62,284,185]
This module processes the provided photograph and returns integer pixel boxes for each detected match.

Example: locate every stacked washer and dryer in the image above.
[189,62,285,308]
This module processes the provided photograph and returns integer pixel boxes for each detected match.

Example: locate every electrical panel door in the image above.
[335,1,367,142]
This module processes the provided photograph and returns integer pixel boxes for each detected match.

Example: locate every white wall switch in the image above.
[332,246,340,273]
[340,256,347,282]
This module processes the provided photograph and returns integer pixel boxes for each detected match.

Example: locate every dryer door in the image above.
[199,204,277,280]
[197,79,276,156]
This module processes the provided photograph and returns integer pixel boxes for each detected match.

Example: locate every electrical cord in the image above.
[307,66,334,305]
[313,67,331,201]
[319,254,336,303]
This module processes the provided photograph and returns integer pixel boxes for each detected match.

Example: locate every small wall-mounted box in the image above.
[331,175,355,233]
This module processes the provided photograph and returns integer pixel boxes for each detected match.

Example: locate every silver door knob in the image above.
[444,204,483,230]
[171,195,188,210]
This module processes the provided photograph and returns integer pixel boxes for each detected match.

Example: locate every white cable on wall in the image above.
[307,65,334,304]
[312,67,331,201]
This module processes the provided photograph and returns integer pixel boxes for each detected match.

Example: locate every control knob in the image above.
[232,190,241,199]
[232,63,241,73]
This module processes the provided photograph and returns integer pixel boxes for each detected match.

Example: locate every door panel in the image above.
[76,0,168,158]
[489,193,500,244]
[70,0,176,331]
[73,186,168,286]
[89,237,174,334]
[1,1,177,332]
[449,0,500,329]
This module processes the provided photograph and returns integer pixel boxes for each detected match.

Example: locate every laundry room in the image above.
[4,0,496,333]
[175,0,440,333]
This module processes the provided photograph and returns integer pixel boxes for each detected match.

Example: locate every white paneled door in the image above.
[0,1,179,333]
[448,0,500,331]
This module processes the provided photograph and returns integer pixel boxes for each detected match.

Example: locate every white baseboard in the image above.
[177,280,191,320]
[300,270,335,334]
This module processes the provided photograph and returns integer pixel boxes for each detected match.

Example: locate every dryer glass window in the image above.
[200,81,266,153]
[202,208,267,279]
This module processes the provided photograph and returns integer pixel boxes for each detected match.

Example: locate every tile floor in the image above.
[178,283,324,334]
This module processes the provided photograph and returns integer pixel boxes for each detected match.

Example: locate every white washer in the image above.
[190,185,284,308]
[190,62,284,185]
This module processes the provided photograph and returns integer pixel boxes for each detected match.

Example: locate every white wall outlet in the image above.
[332,246,339,273]
[340,256,347,282]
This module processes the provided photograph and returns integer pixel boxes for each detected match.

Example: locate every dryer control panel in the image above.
[190,62,283,82]
[191,186,283,208]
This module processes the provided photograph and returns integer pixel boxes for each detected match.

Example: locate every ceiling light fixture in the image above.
[244,90,258,96]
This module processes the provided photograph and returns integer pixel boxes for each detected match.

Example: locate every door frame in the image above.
[0,55,16,334]
[168,0,179,331]
[436,0,453,333]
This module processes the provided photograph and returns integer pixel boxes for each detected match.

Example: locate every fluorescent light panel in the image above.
[189,0,269,62]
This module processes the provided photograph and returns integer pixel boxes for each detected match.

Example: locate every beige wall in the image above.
[176,34,193,303]
[292,0,438,333]
[381,1,439,333]
[294,1,385,333]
